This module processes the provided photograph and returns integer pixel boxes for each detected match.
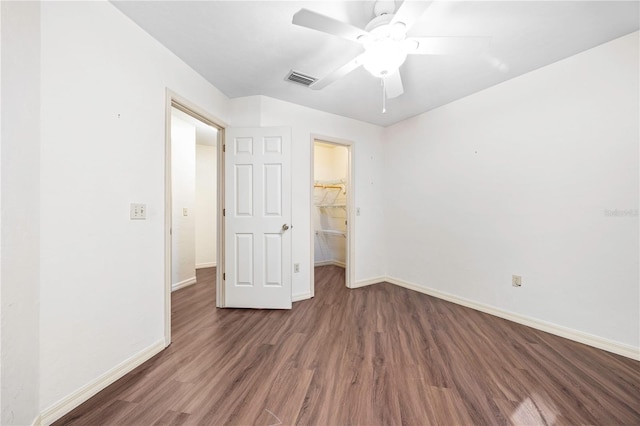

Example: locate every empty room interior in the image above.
[1,0,639,425]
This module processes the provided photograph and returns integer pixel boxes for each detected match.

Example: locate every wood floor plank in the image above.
[54,265,640,425]
[152,410,191,426]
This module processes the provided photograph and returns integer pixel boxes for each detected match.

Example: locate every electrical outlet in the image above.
[183,208,188,216]
[130,203,146,220]
[294,263,300,273]
[512,275,522,287]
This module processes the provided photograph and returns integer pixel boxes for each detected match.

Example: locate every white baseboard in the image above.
[385,276,640,361]
[196,262,216,269]
[292,292,311,302]
[32,415,42,426]
[39,339,166,425]
[352,276,386,288]
[314,260,345,268]
[172,276,197,292]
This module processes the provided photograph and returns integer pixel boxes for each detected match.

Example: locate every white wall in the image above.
[1,2,41,424]
[39,0,229,416]
[313,144,334,181]
[258,96,386,298]
[313,143,348,181]
[195,144,217,268]
[383,32,640,349]
[171,115,196,288]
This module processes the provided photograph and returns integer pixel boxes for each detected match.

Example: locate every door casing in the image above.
[164,90,226,345]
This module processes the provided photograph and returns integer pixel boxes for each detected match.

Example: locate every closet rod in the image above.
[314,184,343,189]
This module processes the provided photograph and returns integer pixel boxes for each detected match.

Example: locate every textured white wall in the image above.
[383,32,639,349]
[39,0,229,414]
[195,144,217,268]
[171,115,196,288]
[0,2,41,424]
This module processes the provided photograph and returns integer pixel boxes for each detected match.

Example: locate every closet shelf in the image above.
[315,229,346,237]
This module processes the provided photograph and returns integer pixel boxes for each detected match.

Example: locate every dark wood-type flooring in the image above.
[56,266,640,425]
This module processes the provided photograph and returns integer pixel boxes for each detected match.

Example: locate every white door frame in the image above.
[164,90,226,345]
[309,134,355,297]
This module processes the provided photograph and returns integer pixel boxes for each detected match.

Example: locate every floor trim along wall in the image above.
[385,276,640,361]
[352,276,386,288]
[172,276,197,292]
[314,260,346,268]
[292,292,311,302]
[196,262,216,269]
[39,339,167,425]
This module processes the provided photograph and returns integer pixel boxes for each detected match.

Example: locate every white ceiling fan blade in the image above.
[408,37,491,56]
[292,8,369,43]
[385,71,404,99]
[311,54,365,90]
[390,0,433,33]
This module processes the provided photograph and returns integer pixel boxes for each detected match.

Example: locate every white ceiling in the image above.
[113,1,639,127]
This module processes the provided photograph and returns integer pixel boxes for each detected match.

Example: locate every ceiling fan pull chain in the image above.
[381,76,387,113]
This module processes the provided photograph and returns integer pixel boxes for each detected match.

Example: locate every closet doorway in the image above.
[310,137,354,296]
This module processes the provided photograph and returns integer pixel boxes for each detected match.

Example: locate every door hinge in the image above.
[223,273,225,280]
[223,208,226,216]
[223,144,226,153]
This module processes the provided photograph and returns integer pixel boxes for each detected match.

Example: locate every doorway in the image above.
[170,107,218,291]
[310,137,354,297]
[165,95,224,344]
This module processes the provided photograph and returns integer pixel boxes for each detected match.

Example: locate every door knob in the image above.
[282,224,290,231]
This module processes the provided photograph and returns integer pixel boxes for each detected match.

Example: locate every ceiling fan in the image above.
[292,0,489,112]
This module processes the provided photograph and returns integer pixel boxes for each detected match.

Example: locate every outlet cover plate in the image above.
[512,275,522,287]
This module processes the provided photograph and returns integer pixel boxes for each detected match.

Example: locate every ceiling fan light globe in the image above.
[391,22,407,40]
[362,39,408,78]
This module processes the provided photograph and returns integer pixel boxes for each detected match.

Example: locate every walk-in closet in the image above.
[313,141,348,269]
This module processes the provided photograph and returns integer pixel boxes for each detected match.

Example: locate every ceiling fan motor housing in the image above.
[373,0,396,17]
[365,13,394,33]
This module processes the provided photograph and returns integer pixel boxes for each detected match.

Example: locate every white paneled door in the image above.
[224,127,292,309]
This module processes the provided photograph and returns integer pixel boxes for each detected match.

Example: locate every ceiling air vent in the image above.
[285,70,318,87]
